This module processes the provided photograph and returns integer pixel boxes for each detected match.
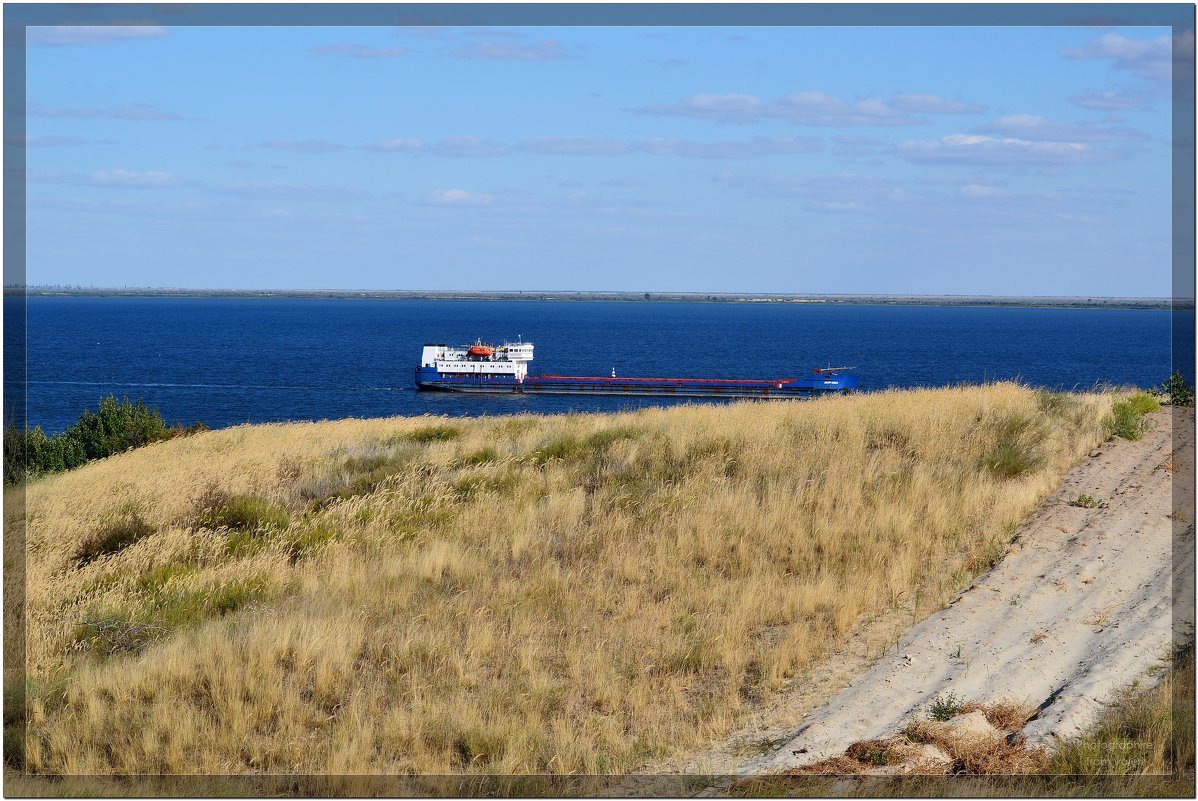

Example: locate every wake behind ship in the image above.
[415,340,857,398]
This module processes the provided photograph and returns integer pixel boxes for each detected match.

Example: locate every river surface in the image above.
[15,297,1188,432]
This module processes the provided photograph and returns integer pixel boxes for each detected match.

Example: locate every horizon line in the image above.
[12,286,1178,301]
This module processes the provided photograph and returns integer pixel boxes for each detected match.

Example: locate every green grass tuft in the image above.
[134,563,196,594]
[528,434,587,466]
[457,447,500,467]
[196,489,289,532]
[585,426,643,449]
[74,506,156,566]
[399,425,463,444]
[978,413,1046,479]
[76,575,274,657]
[286,525,338,559]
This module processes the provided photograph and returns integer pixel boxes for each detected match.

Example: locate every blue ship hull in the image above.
[414,367,856,397]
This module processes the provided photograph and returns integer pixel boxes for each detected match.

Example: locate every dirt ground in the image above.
[736,406,1192,775]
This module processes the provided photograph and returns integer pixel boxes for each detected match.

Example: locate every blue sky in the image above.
[24,24,1180,295]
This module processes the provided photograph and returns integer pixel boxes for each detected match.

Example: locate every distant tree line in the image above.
[4,396,206,485]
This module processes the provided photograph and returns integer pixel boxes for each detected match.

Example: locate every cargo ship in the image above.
[415,340,857,397]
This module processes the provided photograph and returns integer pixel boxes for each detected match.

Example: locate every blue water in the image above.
[15,297,1188,433]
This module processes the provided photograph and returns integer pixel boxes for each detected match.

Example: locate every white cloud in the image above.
[769,92,913,126]
[972,114,1144,143]
[91,169,180,188]
[361,134,820,160]
[28,26,166,47]
[450,39,568,61]
[713,171,906,212]
[214,181,367,201]
[1069,87,1158,111]
[21,134,95,147]
[431,136,506,157]
[27,168,182,188]
[365,138,425,153]
[518,137,629,156]
[958,184,1007,199]
[635,137,821,159]
[424,189,495,206]
[1063,33,1175,82]
[601,177,649,188]
[639,90,985,126]
[830,135,884,157]
[639,93,764,123]
[896,134,1108,166]
[890,94,985,114]
[28,101,183,121]
[309,43,407,59]
[261,139,346,153]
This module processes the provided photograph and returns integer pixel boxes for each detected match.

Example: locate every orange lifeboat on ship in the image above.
[467,345,493,358]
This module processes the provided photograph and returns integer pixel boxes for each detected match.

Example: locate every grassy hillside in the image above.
[11,384,1115,775]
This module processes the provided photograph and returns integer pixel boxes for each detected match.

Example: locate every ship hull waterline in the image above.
[415,376,854,398]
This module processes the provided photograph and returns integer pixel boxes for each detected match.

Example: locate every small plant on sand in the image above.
[1106,391,1158,441]
[928,691,965,721]
[1072,494,1100,509]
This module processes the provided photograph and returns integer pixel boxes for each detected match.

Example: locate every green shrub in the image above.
[928,692,965,721]
[1107,393,1157,441]
[399,425,462,444]
[1127,391,1160,416]
[5,396,205,485]
[74,508,156,566]
[457,447,500,467]
[195,489,289,532]
[1157,372,1195,407]
[1072,494,1101,509]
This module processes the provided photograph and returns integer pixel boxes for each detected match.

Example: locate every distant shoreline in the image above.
[9,287,1183,310]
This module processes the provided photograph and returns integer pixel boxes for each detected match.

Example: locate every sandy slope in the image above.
[738,407,1192,775]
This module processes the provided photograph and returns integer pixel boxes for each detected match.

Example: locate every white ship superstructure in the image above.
[419,340,535,380]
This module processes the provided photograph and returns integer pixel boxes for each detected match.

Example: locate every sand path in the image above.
[736,406,1193,775]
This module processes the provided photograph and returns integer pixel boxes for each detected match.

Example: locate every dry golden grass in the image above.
[11,384,1114,775]
[792,700,1044,777]
[959,700,1038,731]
